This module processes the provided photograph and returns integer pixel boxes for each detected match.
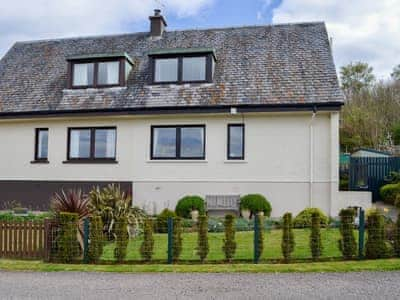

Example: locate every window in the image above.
[98,61,120,85]
[182,57,206,81]
[155,58,178,82]
[73,63,94,86]
[151,125,205,159]
[227,124,244,160]
[35,128,49,161]
[68,127,116,161]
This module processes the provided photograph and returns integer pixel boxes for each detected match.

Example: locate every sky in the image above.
[0,0,399,79]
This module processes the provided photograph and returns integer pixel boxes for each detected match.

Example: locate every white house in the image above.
[0,11,370,216]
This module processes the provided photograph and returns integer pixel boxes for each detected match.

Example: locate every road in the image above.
[0,271,399,299]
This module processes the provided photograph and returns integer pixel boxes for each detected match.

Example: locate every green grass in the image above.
[1,258,400,273]
[101,228,345,262]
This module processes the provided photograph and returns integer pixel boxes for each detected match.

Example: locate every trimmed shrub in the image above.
[365,210,390,259]
[338,208,357,259]
[293,208,329,228]
[156,209,176,233]
[240,194,272,218]
[197,215,209,263]
[393,123,400,145]
[281,213,295,263]
[222,214,237,262]
[172,217,183,262]
[395,211,400,257]
[254,213,264,262]
[310,212,323,261]
[114,216,129,263]
[175,196,205,218]
[88,216,104,263]
[380,183,400,205]
[57,212,80,263]
[140,218,155,262]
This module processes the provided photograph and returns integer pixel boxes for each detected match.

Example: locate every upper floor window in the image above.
[34,128,49,161]
[227,124,245,160]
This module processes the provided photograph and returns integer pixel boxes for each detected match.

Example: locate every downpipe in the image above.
[309,106,317,207]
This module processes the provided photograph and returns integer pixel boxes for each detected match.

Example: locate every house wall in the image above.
[0,111,342,216]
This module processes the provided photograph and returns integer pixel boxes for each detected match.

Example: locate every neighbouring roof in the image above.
[351,148,392,158]
[0,22,344,116]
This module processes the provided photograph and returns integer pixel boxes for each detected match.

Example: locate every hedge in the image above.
[57,212,80,263]
[380,183,400,205]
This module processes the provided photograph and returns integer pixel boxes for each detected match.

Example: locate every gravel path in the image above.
[0,271,399,299]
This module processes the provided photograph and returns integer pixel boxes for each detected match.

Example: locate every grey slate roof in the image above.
[0,22,343,114]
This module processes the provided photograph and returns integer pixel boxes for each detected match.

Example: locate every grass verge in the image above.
[1,258,400,273]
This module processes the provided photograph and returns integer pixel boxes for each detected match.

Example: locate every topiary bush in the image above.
[156,209,176,233]
[310,212,323,261]
[114,216,129,263]
[380,183,400,205]
[140,218,154,262]
[254,213,264,262]
[293,208,329,228]
[281,212,295,263]
[222,214,237,262]
[338,208,357,260]
[197,215,209,263]
[365,210,390,259]
[172,217,183,262]
[394,210,400,257]
[175,195,205,218]
[88,216,104,263]
[57,212,80,263]
[240,194,272,218]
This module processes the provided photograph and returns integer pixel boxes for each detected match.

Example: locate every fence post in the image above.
[253,214,259,264]
[83,217,90,264]
[167,217,173,264]
[358,208,365,260]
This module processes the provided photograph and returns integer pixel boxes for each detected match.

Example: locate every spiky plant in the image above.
[51,189,90,221]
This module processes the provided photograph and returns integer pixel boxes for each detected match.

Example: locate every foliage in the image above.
[140,218,154,262]
[393,123,400,145]
[380,183,400,205]
[0,212,52,222]
[338,208,357,259]
[240,194,272,218]
[293,208,329,228]
[395,211,400,257]
[172,217,183,262]
[197,215,209,263]
[56,212,80,263]
[254,214,264,262]
[175,195,205,218]
[222,214,237,262]
[156,209,176,233]
[310,212,323,261]
[340,62,375,96]
[51,189,89,221]
[88,216,104,263]
[281,213,295,263]
[365,210,390,259]
[113,216,129,263]
[391,64,400,81]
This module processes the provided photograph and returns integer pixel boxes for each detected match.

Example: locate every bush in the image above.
[208,217,224,232]
[172,217,183,262]
[57,212,80,263]
[175,196,205,218]
[310,212,323,261]
[293,208,329,228]
[197,215,209,263]
[254,214,264,262]
[395,211,400,257]
[222,214,237,262]
[393,123,400,145]
[0,212,52,222]
[380,183,400,205]
[140,218,154,262]
[88,216,104,263]
[51,189,89,221]
[156,209,176,233]
[240,194,272,218]
[114,216,129,263]
[365,210,390,259]
[281,213,295,263]
[338,208,357,259]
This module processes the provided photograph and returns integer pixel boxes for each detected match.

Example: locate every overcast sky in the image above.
[0,0,398,79]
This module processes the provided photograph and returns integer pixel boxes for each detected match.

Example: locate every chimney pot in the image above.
[149,9,167,37]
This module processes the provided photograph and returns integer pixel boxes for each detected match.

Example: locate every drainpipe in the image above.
[309,106,317,207]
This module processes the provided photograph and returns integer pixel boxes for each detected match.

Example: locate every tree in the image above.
[391,64,400,81]
[340,62,375,96]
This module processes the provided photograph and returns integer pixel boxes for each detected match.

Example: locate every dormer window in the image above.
[67,53,133,89]
[149,48,216,84]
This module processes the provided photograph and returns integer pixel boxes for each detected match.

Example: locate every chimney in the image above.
[149,9,167,37]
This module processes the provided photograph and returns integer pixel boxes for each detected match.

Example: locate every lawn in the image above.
[101,228,346,262]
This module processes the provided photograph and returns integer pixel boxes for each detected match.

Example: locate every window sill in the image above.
[147,159,208,164]
[224,160,247,164]
[62,160,118,164]
[30,160,50,164]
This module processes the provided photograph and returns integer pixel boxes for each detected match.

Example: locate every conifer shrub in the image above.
[88,215,104,263]
[222,214,237,262]
[172,217,183,262]
[338,208,357,260]
[365,210,390,259]
[394,210,400,257]
[57,212,80,263]
[156,209,176,233]
[197,215,209,263]
[175,195,205,218]
[140,218,154,262]
[310,212,323,261]
[293,208,329,228]
[114,216,129,263]
[254,213,264,262]
[281,212,295,263]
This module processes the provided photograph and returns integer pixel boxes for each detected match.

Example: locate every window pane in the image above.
[180,127,204,158]
[73,63,94,86]
[98,61,120,85]
[182,57,206,81]
[94,129,116,158]
[37,129,48,159]
[153,128,176,158]
[69,129,91,158]
[155,58,178,82]
[229,126,244,158]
